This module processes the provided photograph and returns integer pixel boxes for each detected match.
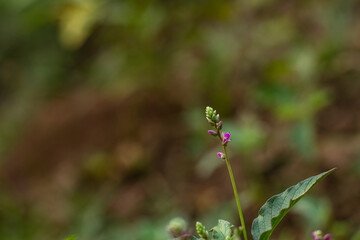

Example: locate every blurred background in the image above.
[0,0,360,239]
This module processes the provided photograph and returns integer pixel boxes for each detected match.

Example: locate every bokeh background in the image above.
[0,0,360,239]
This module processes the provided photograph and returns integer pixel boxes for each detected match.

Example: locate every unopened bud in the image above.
[217,152,225,159]
[312,230,323,240]
[206,117,215,126]
[217,121,223,130]
[205,107,214,119]
[324,234,331,240]
[196,221,208,239]
[205,106,221,125]
[214,114,220,123]
[208,130,217,136]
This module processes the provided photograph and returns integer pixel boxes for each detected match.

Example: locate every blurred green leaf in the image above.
[229,115,266,153]
[57,0,101,49]
[64,235,77,240]
[294,196,332,229]
[290,120,316,159]
[351,228,360,240]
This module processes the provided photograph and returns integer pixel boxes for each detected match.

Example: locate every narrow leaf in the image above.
[251,168,335,240]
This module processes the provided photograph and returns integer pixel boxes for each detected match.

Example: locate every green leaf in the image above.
[63,235,77,240]
[251,168,335,240]
[209,219,233,240]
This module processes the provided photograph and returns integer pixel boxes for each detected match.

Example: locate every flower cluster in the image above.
[205,106,220,125]
[206,106,232,159]
[312,230,331,240]
[196,222,209,239]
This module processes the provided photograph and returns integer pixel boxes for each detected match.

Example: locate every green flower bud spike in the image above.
[205,106,220,124]
[205,106,248,240]
[196,221,209,239]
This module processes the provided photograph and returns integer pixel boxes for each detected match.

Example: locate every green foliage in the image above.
[192,220,240,240]
[293,196,332,230]
[63,235,77,240]
[228,115,266,154]
[351,228,360,240]
[251,168,336,240]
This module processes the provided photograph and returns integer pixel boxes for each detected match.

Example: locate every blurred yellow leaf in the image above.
[57,0,99,49]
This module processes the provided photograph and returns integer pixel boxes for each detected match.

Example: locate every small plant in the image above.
[168,106,335,240]
[167,217,191,239]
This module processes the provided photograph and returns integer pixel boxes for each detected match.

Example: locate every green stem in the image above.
[223,146,248,240]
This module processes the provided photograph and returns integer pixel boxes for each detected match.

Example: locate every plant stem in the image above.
[223,146,248,240]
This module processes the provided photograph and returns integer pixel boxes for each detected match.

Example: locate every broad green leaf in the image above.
[209,219,233,240]
[251,168,335,240]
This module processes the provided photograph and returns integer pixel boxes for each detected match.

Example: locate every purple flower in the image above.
[222,132,231,145]
[217,152,225,159]
[324,234,331,240]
